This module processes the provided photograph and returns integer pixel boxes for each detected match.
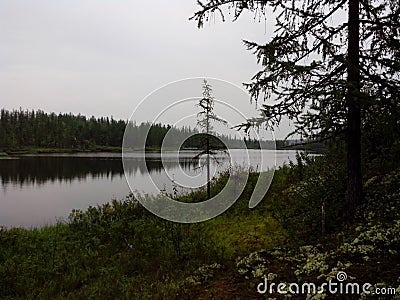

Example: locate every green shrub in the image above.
[269,148,347,244]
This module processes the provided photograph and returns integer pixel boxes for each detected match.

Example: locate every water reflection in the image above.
[0,153,206,187]
[0,150,301,227]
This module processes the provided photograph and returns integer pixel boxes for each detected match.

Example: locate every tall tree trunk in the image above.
[206,101,211,200]
[207,136,211,199]
[346,0,363,216]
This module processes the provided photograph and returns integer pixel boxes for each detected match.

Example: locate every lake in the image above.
[0,150,301,227]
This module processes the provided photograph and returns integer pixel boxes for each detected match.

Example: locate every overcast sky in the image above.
[0,1,291,138]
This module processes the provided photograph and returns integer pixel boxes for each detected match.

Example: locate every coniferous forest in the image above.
[0,108,126,149]
[0,108,276,151]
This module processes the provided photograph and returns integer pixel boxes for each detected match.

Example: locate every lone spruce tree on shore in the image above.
[196,79,227,199]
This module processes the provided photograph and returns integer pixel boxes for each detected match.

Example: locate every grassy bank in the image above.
[0,155,399,299]
[0,172,284,299]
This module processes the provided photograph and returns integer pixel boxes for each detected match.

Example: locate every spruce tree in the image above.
[192,0,400,215]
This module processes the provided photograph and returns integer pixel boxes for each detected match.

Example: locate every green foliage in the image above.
[0,193,227,299]
[0,108,200,151]
[267,148,347,244]
[362,106,400,176]
[227,168,400,298]
[0,108,126,150]
[0,108,268,152]
[0,167,287,298]
[181,133,226,150]
[184,263,222,285]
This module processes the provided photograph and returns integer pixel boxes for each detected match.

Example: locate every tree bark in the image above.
[207,136,211,199]
[206,95,211,200]
[346,0,363,216]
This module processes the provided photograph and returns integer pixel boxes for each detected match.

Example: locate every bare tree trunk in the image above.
[346,0,363,216]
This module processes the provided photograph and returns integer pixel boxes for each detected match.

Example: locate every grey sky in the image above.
[0,1,291,138]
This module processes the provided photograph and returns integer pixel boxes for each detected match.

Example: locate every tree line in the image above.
[0,109,125,149]
[0,108,271,151]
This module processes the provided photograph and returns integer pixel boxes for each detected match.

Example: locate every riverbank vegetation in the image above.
[1,146,399,298]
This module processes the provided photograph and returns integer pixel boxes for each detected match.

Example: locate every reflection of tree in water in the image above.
[0,156,204,187]
[142,156,206,174]
[0,157,122,187]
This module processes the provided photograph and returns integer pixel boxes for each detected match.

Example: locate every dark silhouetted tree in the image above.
[192,0,400,216]
[196,80,227,199]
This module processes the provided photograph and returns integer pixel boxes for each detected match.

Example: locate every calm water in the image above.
[0,150,300,227]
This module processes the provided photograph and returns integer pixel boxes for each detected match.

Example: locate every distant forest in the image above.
[0,109,269,150]
[0,109,125,149]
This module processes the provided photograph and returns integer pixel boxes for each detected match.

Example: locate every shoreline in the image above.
[0,146,122,156]
[0,145,324,157]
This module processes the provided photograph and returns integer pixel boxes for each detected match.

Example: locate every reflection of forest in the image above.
[0,156,207,187]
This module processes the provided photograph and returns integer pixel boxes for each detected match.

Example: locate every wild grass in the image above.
[0,167,284,298]
[1,153,399,298]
